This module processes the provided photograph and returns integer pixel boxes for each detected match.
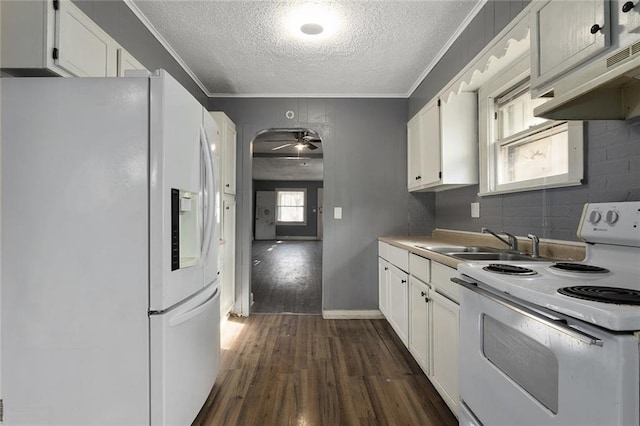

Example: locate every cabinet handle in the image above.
[401,279,407,283]
[425,297,430,303]
[590,24,602,34]
[415,175,421,180]
[384,267,388,271]
[226,184,230,187]
[421,291,426,297]
[623,1,635,12]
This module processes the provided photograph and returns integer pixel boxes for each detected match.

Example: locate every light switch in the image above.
[334,207,342,219]
[471,202,480,218]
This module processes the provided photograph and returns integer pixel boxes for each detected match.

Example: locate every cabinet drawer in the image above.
[388,245,409,272]
[409,253,430,283]
[432,262,459,303]
[378,241,390,261]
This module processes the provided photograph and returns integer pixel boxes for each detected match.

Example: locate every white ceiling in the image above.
[127,0,485,97]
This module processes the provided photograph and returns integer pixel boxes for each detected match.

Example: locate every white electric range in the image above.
[455,201,640,426]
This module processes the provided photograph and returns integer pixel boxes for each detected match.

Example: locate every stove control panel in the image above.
[578,201,640,246]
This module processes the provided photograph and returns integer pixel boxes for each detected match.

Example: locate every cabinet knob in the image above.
[590,24,602,34]
[421,291,426,297]
[623,1,635,12]
[384,267,388,271]
[425,297,430,303]
[226,184,230,187]
[401,279,407,284]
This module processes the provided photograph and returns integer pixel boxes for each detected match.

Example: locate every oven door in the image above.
[455,276,640,426]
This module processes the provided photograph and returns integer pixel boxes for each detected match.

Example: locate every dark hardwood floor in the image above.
[194,315,457,425]
[251,240,322,314]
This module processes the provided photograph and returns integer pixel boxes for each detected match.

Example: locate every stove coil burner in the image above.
[558,286,640,305]
[482,264,537,276]
[551,262,610,273]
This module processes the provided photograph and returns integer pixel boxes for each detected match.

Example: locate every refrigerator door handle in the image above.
[199,125,215,260]
[168,285,219,327]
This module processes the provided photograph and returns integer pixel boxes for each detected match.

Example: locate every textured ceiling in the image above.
[253,157,323,181]
[128,0,484,97]
[253,128,323,180]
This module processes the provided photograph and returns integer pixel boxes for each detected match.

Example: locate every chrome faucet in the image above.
[527,234,540,258]
[481,227,519,251]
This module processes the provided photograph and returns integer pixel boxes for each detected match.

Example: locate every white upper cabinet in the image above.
[117,48,147,77]
[407,92,478,192]
[621,0,640,33]
[210,112,237,195]
[1,0,119,77]
[530,0,611,96]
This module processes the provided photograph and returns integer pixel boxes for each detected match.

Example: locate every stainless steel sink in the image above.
[415,244,546,261]
[450,252,542,261]
[415,245,499,254]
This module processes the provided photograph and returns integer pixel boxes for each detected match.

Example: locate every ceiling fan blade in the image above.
[272,143,293,151]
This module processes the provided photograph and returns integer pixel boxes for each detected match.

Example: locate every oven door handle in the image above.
[452,277,604,347]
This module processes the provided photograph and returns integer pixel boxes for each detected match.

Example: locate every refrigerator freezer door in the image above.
[1,77,150,424]
[202,107,221,287]
[149,70,206,310]
[150,282,221,425]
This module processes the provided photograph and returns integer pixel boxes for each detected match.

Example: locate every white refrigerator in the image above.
[1,70,221,425]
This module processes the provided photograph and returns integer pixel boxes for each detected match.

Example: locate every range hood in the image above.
[534,40,640,121]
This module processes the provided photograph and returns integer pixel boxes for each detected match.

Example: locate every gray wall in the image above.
[409,0,640,242]
[72,0,208,106]
[253,180,323,238]
[209,97,435,311]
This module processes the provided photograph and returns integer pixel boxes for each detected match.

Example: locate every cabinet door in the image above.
[117,48,146,77]
[621,0,640,33]
[378,258,390,317]
[55,0,118,77]
[407,114,423,189]
[221,199,236,315]
[223,119,237,195]
[531,0,610,91]
[387,265,408,346]
[431,290,459,417]
[419,99,441,186]
[409,277,430,375]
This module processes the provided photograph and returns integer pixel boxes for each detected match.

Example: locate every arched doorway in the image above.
[249,128,324,314]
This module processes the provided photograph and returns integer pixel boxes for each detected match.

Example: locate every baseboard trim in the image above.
[322,310,385,319]
[276,236,319,241]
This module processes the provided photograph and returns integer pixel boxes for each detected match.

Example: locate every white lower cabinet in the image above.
[429,262,460,417]
[378,242,460,417]
[387,264,409,346]
[409,276,430,375]
[431,290,460,416]
[378,257,390,317]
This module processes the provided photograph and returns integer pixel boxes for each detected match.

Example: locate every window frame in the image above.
[478,54,584,196]
[275,188,307,225]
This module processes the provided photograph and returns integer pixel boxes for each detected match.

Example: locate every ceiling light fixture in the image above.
[300,23,324,35]
[287,3,339,39]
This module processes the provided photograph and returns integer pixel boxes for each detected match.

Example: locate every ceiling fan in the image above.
[269,130,321,151]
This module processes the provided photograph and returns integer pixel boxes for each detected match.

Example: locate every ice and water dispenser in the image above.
[171,188,200,270]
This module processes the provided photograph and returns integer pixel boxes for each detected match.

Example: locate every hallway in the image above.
[251,240,322,314]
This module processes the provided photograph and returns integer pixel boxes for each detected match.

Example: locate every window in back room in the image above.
[276,188,306,224]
